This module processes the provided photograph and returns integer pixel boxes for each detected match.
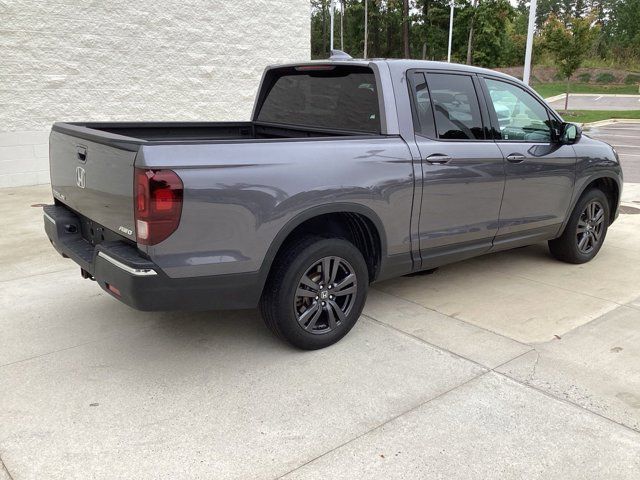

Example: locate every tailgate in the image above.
[49,129,138,241]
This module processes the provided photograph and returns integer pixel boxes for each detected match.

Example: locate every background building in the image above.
[0,0,310,187]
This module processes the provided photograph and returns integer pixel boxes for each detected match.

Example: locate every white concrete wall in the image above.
[0,0,310,187]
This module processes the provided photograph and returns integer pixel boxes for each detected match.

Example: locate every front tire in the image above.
[549,188,610,264]
[260,236,368,350]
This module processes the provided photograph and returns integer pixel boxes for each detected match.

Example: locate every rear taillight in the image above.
[134,168,183,245]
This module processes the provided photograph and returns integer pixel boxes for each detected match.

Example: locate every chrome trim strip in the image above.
[97,251,157,276]
[44,212,56,224]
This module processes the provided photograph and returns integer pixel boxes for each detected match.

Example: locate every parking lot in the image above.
[585,121,640,182]
[547,93,640,111]
[2,124,640,479]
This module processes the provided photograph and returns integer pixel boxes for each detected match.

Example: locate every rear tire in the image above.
[548,188,609,264]
[260,236,368,350]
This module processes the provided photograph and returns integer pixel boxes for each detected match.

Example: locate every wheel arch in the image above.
[559,174,621,236]
[257,203,388,290]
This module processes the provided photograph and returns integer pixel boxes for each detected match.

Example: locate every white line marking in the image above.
[619,153,640,157]
[595,96,602,101]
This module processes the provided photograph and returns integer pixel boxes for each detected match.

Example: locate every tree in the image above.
[543,13,599,111]
[403,0,410,57]
[309,0,637,68]
[604,0,640,64]
[414,0,456,61]
[471,0,515,67]
[466,0,478,64]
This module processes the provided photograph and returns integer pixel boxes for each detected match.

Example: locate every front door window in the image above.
[484,78,552,142]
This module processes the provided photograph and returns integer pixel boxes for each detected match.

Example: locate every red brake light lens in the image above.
[294,65,336,71]
[134,168,183,245]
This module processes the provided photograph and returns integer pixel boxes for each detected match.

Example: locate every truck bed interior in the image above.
[59,121,374,143]
[54,64,383,145]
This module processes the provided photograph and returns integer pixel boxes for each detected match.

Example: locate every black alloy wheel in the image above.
[260,236,368,350]
[576,200,605,254]
[294,256,357,334]
[549,188,610,264]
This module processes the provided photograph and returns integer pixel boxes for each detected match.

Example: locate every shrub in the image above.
[624,74,640,85]
[577,72,591,82]
[595,72,616,83]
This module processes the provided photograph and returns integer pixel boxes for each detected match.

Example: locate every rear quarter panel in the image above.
[136,137,415,278]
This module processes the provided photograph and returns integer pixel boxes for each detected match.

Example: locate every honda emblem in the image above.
[76,166,86,189]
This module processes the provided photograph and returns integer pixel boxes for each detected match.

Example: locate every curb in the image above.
[544,94,566,102]
[582,118,640,129]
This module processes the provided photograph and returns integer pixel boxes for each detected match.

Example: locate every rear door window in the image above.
[257,66,380,134]
[426,73,485,140]
[409,71,436,138]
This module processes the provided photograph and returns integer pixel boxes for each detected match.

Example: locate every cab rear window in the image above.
[257,66,381,134]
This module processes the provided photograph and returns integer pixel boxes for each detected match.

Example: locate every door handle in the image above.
[506,154,526,163]
[425,154,452,165]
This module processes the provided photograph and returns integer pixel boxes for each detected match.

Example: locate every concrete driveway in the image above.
[546,93,640,111]
[2,126,640,479]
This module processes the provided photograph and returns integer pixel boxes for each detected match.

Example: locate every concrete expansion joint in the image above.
[365,311,640,439]
[493,368,640,437]
[526,349,541,384]
[368,288,531,349]
[272,371,487,480]
[0,455,15,480]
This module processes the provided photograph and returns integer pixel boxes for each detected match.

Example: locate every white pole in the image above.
[330,0,335,52]
[447,2,454,63]
[364,0,368,58]
[523,0,537,85]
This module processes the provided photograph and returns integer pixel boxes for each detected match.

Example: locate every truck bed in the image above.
[52,121,371,148]
[49,118,383,247]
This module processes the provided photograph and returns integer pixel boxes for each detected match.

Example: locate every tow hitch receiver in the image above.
[80,268,94,280]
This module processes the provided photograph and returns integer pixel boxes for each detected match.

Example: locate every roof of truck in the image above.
[268,57,520,84]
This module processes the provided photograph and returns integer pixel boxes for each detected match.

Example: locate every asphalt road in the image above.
[547,94,640,111]
[586,122,640,183]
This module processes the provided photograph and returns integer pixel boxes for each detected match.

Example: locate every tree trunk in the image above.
[422,0,430,58]
[371,0,380,57]
[403,0,410,58]
[565,77,570,112]
[466,0,478,65]
[364,0,368,58]
[321,0,327,56]
[386,12,392,57]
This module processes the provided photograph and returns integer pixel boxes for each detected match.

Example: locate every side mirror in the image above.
[560,122,582,144]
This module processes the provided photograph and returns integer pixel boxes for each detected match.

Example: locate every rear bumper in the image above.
[44,204,262,311]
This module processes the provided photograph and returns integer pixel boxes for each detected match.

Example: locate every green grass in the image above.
[560,110,640,124]
[532,82,640,98]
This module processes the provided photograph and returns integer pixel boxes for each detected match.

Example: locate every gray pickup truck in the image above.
[44,54,623,349]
